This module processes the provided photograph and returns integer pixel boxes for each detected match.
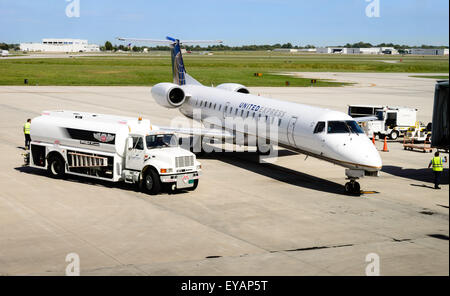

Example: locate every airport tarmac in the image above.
[0,73,448,275]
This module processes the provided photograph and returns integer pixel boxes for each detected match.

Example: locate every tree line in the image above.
[1,41,448,52]
[101,41,449,52]
[0,43,20,50]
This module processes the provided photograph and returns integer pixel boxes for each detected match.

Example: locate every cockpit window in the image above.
[313,121,325,133]
[327,121,349,133]
[345,121,364,134]
[327,121,364,134]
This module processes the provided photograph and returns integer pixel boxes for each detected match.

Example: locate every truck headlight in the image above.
[160,168,173,173]
[196,165,202,170]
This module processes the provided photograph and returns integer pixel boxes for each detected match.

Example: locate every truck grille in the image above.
[175,156,194,168]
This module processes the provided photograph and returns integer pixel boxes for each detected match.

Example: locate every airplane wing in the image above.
[153,126,234,139]
[116,38,173,44]
[354,116,378,122]
[117,37,222,45]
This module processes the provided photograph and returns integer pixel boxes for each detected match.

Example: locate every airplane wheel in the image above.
[345,182,361,195]
[345,182,353,194]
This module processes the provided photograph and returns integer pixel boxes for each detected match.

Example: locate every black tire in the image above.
[142,169,161,195]
[353,182,361,194]
[344,182,352,194]
[390,131,399,140]
[47,155,65,179]
[187,179,199,191]
[345,182,361,195]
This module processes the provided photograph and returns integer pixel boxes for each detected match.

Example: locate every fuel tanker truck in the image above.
[26,110,201,194]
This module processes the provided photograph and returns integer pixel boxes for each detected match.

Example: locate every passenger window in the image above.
[313,121,325,133]
[214,103,216,109]
[219,105,222,111]
[278,118,282,126]
[209,102,212,108]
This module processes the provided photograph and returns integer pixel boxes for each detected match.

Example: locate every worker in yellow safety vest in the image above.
[23,118,31,150]
[428,151,447,189]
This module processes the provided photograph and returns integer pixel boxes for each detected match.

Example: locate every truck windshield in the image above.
[327,121,364,134]
[146,134,178,149]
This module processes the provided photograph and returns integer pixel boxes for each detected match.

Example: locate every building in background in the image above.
[20,39,100,52]
[273,48,298,53]
[317,47,400,55]
[273,48,317,53]
[317,47,348,54]
[359,47,381,54]
[410,48,448,56]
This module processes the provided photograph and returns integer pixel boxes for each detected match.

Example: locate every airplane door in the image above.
[287,116,297,146]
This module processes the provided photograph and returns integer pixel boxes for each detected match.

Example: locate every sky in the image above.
[0,0,448,46]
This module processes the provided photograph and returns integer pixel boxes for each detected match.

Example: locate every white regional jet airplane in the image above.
[118,36,382,194]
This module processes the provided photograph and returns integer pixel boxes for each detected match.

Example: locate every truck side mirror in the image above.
[127,139,133,150]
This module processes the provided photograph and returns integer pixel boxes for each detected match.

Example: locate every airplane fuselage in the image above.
[177,84,382,172]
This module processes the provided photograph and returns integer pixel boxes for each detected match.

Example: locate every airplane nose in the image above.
[359,137,382,170]
[343,136,382,171]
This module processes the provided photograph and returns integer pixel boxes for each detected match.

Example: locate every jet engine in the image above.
[151,83,186,108]
[216,83,250,94]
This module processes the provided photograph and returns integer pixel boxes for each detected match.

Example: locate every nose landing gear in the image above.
[345,169,365,195]
[344,178,361,195]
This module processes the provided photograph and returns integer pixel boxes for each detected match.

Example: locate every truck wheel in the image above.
[143,169,161,195]
[47,155,65,178]
[390,131,399,140]
[187,179,199,191]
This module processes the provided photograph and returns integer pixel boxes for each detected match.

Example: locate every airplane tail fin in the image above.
[169,37,189,85]
[117,36,222,86]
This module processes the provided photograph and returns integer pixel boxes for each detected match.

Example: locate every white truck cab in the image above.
[123,132,201,193]
[26,111,201,194]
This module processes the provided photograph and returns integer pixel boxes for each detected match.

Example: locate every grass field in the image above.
[0,51,448,86]
[409,75,449,79]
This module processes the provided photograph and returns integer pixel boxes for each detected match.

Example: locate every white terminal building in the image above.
[317,47,399,55]
[20,38,100,53]
[410,48,449,56]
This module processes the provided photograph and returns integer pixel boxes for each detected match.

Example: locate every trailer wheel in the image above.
[143,169,161,195]
[47,155,65,178]
[390,130,399,140]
